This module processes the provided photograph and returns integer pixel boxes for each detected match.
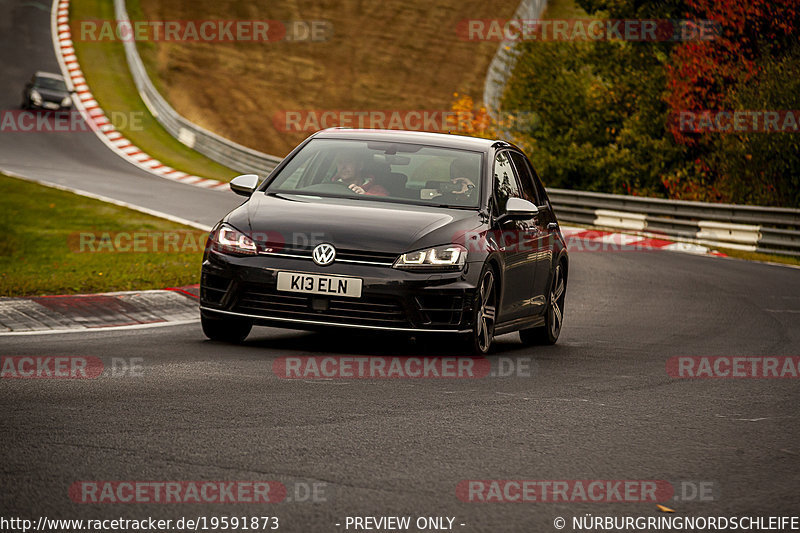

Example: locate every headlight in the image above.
[209,224,257,255]
[31,90,42,104]
[61,95,72,107]
[393,244,467,270]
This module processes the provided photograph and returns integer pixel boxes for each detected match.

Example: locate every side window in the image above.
[508,151,540,205]
[529,165,549,207]
[493,151,522,213]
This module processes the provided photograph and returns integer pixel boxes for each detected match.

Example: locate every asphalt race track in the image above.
[0,1,241,227]
[1,2,800,532]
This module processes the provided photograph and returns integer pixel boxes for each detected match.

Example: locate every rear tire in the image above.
[201,314,252,343]
[520,261,566,346]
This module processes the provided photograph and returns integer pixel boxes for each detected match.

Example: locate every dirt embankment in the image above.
[135,0,517,156]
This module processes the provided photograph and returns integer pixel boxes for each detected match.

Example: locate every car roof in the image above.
[34,71,66,81]
[312,128,512,152]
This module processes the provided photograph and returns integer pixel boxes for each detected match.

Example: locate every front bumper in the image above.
[29,100,71,111]
[200,250,483,333]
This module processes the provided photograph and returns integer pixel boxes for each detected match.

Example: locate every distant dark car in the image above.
[200,129,568,353]
[22,72,72,110]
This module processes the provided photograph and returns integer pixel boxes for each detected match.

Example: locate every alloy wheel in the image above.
[548,263,565,339]
[475,269,497,353]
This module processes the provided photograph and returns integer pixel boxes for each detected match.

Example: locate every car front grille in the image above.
[337,249,398,265]
[233,284,411,328]
[257,243,397,266]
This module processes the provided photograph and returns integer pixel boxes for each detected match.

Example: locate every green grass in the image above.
[69,0,239,181]
[715,247,800,267]
[0,175,208,297]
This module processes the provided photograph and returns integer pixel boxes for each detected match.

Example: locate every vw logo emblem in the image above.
[312,243,336,266]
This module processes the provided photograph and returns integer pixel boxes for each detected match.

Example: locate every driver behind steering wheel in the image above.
[331,153,389,196]
[445,158,477,199]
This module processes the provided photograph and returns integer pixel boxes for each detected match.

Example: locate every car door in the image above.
[508,151,557,314]
[490,150,538,323]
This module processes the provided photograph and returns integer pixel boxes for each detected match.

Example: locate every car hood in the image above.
[225,192,484,254]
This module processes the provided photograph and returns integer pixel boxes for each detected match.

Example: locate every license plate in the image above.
[276,271,362,298]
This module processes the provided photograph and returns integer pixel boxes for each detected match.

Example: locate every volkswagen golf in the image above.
[200,128,568,353]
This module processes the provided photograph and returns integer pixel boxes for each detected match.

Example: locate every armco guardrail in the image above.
[548,188,800,257]
[114,0,282,175]
[483,0,547,118]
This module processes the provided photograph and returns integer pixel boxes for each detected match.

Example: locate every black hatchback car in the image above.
[21,72,72,110]
[200,129,568,353]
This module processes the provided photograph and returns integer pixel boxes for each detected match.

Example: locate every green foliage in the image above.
[707,42,800,206]
[502,32,684,196]
[499,0,800,206]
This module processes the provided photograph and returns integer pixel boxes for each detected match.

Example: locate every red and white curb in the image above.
[50,0,230,192]
[0,285,200,334]
[560,226,725,257]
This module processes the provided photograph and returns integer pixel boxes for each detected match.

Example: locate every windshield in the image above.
[266,139,483,208]
[35,76,67,91]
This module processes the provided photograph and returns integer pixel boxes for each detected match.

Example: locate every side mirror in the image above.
[230,174,259,197]
[504,197,539,217]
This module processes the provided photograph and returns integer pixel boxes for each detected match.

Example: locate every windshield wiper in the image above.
[426,203,477,210]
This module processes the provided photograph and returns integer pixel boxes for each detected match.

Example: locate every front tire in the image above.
[466,267,497,354]
[201,314,252,343]
[520,261,566,346]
